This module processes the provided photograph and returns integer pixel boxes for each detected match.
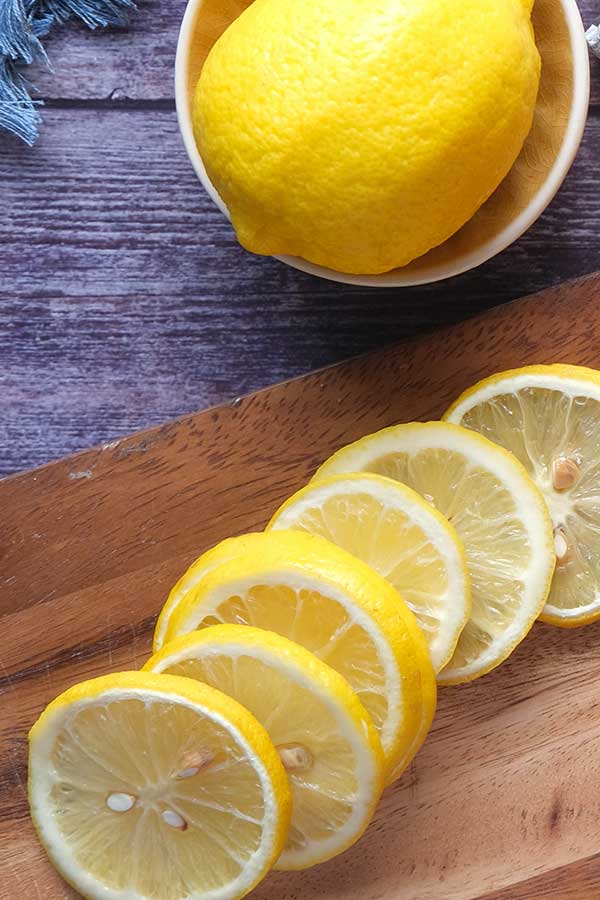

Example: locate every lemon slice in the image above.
[268,473,470,673]
[145,625,384,869]
[445,364,600,627]
[28,671,290,900]
[314,422,555,683]
[162,530,436,782]
[155,534,267,651]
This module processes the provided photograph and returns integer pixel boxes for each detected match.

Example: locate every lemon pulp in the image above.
[28,672,290,900]
[146,626,384,869]
[268,473,470,673]
[314,422,554,682]
[162,530,436,780]
[446,365,600,626]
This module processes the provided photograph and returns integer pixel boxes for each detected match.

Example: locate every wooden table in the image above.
[1,0,599,477]
[5,272,600,900]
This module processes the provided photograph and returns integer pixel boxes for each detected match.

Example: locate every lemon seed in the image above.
[554,530,570,563]
[162,809,188,831]
[106,792,136,813]
[552,457,580,492]
[278,744,314,772]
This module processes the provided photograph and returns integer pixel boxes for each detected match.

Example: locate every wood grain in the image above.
[3,272,600,899]
[25,1,600,105]
[0,0,598,477]
[2,105,600,477]
[26,0,182,102]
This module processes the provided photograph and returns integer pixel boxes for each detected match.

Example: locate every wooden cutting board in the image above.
[3,272,600,900]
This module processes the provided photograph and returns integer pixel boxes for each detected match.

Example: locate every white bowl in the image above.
[175,0,590,287]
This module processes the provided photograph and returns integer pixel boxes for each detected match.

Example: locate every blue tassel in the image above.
[0,57,41,145]
[29,0,136,31]
[0,0,137,144]
[0,0,45,64]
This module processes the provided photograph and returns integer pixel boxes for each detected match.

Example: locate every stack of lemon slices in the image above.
[29,364,600,900]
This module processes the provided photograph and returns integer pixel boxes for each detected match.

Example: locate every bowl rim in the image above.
[175,0,590,288]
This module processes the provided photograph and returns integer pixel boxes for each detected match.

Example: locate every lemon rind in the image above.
[445,365,600,627]
[145,625,384,870]
[154,533,267,651]
[268,472,471,673]
[445,364,600,423]
[29,671,290,900]
[313,422,555,683]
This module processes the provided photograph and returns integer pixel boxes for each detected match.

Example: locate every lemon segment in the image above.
[154,534,267,651]
[145,625,384,869]
[314,422,555,683]
[28,671,291,900]
[194,0,540,274]
[268,473,470,673]
[162,530,436,782]
[445,364,600,626]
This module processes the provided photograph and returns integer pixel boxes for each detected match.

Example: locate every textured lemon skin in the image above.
[194,0,540,275]
[29,671,291,900]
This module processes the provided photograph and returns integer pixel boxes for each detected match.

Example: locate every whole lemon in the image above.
[194,0,540,275]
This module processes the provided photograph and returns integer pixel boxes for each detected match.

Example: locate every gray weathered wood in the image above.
[25,0,600,104]
[1,0,600,477]
[27,0,182,101]
[2,106,599,476]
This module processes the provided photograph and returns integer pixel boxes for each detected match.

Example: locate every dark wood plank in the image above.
[3,272,600,900]
[24,0,600,104]
[27,0,182,102]
[2,107,599,477]
[2,270,599,613]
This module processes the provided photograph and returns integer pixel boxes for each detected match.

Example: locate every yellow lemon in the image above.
[28,672,291,900]
[154,534,268,651]
[445,365,600,627]
[145,626,384,870]
[314,422,555,683]
[268,473,470,674]
[194,0,540,275]
[161,530,436,782]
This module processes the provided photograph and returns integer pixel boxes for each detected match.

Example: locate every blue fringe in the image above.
[0,58,41,145]
[0,0,137,145]
[0,0,45,64]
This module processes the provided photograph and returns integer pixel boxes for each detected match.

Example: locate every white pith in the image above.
[314,422,554,680]
[269,473,469,672]
[448,373,600,622]
[29,687,281,900]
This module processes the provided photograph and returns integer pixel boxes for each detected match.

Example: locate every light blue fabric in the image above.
[586,24,600,58]
[0,0,136,145]
[0,58,41,144]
